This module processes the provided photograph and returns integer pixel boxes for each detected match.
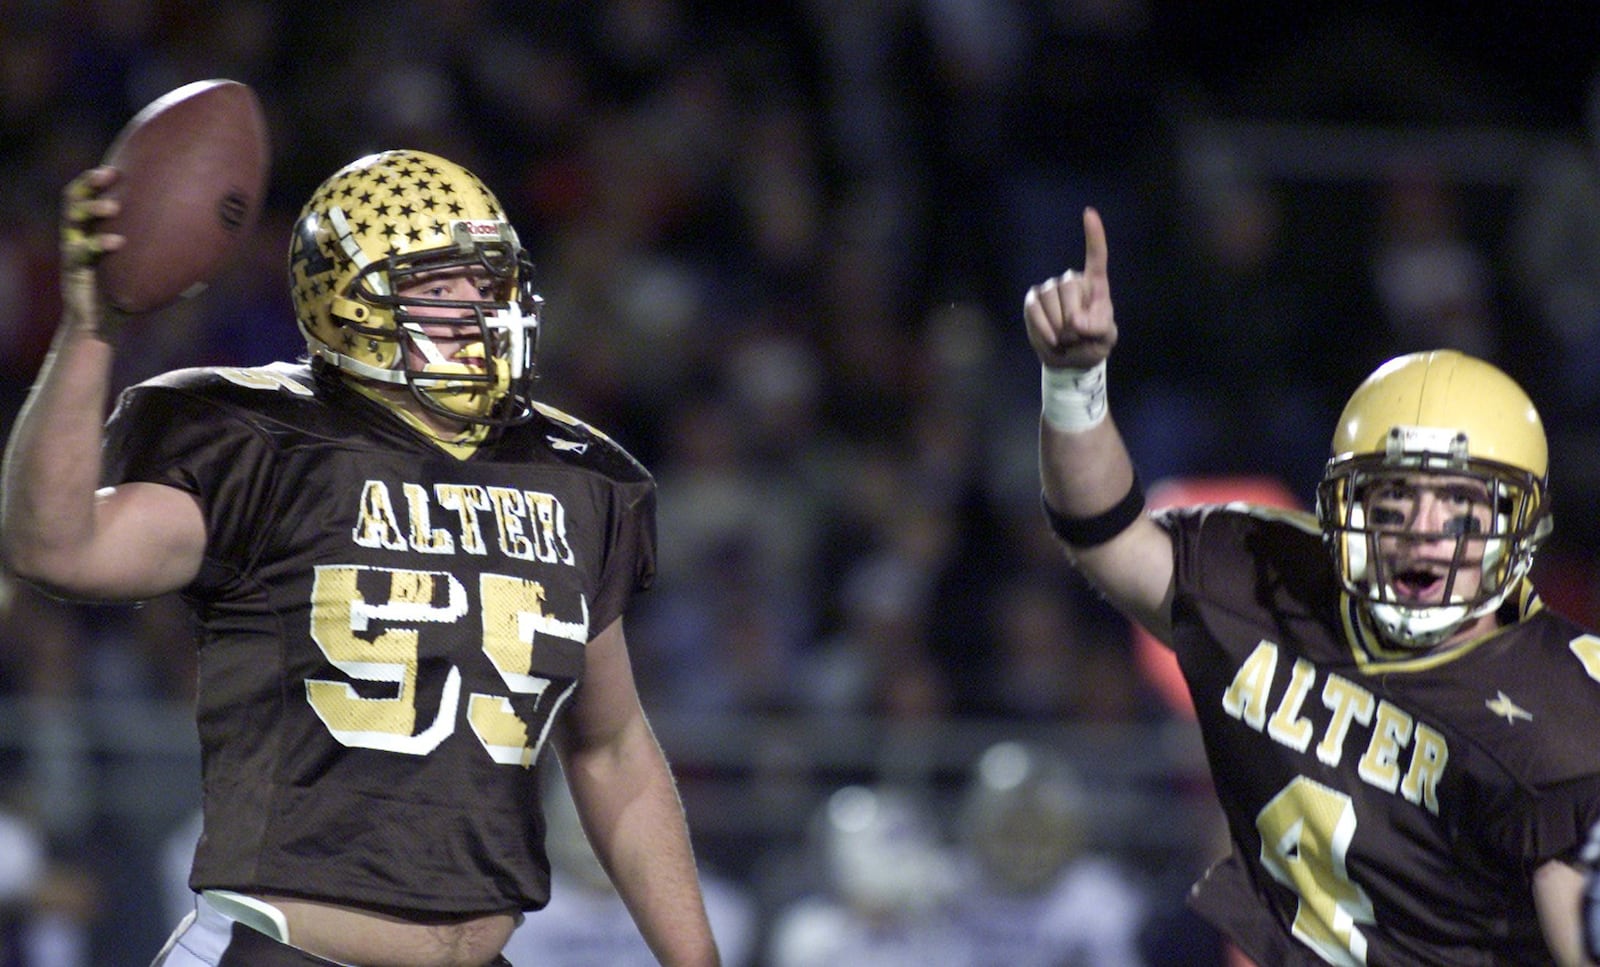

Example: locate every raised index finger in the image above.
[1082,207,1108,283]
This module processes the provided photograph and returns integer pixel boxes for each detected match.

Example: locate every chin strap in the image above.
[1365,601,1472,650]
[343,379,489,457]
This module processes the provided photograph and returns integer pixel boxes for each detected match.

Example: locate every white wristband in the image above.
[1041,360,1108,432]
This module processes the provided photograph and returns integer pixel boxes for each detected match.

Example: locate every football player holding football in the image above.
[1,151,720,966]
[1024,207,1600,965]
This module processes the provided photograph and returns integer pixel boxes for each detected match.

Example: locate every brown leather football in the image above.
[97,79,270,314]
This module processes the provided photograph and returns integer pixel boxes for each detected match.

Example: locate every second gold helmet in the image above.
[1316,350,1550,649]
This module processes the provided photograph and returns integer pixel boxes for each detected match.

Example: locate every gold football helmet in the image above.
[959,741,1084,895]
[1316,350,1551,649]
[288,150,541,424]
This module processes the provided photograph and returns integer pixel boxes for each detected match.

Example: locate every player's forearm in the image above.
[0,316,116,578]
[622,804,721,967]
[565,724,720,967]
[1039,411,1176,640]
[1040,412,1137,518]
[1535,859,1598,967]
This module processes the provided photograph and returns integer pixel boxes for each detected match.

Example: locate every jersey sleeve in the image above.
[1516,774,1600,867]
[1479,641,1600,869]
[1157,504,1245,601]
[587,467,657,637]
[102,380,278,588]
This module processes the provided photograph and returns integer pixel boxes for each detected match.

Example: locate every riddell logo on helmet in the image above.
[456,221,502,237]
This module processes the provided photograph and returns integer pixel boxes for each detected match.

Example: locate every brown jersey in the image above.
[102,362,656,917]
[1161,503,1600,966]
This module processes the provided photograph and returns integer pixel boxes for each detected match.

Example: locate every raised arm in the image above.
[0,166,205,601]
[1024,207,1176,642]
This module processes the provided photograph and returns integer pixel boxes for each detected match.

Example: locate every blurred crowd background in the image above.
[4,0,1600,963]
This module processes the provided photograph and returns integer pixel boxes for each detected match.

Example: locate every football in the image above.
[97,79,270,314]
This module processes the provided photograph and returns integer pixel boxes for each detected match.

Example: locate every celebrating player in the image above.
[1,150,720,966]
[1024,207,1600,965]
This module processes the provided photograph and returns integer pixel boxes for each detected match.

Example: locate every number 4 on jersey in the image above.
[1257,776,1377,966]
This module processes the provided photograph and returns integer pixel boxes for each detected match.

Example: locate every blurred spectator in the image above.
[1504,64,1600,551]
[0,578,92,845]
[631,358,825,713]
[1369,160,1499,361]
[0,806,98,967]
[979,573,1135,722]
[798,491,955,722]
[0,806,47,966]
[949,741,1151,967]
[1128,130,1335,500]
[1507,65,1600,416]
[765,783,963,967]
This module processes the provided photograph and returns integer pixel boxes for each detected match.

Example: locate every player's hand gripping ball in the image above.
[96,78,270,314]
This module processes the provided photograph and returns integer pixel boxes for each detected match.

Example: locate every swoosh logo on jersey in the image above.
[1485,691,1532,724]
[547,436,588,454]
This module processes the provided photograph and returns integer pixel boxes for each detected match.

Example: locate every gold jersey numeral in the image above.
[304,564,587,767]
[1256,776,1376,966]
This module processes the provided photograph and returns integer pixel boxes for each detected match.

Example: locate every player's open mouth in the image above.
[1391,564,1447,603]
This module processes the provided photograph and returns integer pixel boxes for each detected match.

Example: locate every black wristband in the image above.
[1042,475,1146,548]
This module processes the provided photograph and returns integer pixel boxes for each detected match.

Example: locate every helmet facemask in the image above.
[1318,425,1550,649]
[350,220,541,425]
